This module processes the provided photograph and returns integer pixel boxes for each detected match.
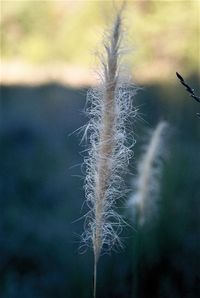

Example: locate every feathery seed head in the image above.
[81,9,137,263]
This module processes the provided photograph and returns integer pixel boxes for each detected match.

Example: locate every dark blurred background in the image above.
[1,1,200,298]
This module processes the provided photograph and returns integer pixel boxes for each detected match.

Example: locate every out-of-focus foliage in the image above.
[1,0,199,79]
[1,1,103,65]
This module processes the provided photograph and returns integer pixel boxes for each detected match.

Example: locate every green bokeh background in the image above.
[1,0,199,78]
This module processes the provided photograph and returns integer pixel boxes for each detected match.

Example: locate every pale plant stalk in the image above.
[93,13,121,298]
[128,121,168,226]
[93,19,118,262]
[81,8,137,298]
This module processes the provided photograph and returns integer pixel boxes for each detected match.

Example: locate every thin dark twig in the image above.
[176,72,200,118]
[176,72,200,103]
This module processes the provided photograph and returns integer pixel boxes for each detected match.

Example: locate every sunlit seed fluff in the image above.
[81,10,137,266]
[127,121,168,226]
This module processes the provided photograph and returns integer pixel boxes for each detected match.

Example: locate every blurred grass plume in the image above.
[127,121,168,226]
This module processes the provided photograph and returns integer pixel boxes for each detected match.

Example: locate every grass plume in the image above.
[127,121,168,226]
[81,6,137,297]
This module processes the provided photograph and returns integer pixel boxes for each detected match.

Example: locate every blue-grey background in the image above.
[1,78,199,297]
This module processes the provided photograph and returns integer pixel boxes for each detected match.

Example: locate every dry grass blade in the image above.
[176,72,200,118]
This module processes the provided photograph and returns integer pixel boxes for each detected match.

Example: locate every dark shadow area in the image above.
[0,79,199,298]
